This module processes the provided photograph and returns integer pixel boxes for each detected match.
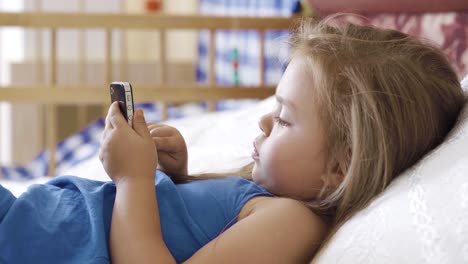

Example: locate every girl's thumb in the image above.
[133,109,150,137]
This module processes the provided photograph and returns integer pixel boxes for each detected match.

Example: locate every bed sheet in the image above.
[0,97,276,197]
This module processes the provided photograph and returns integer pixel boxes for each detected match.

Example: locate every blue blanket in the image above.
[0,171,271,263]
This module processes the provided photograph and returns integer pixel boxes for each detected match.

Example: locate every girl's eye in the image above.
[274,116,290,127]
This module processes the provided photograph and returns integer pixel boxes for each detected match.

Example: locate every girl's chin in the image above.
[251,167,262,184]
[251,170,270,190]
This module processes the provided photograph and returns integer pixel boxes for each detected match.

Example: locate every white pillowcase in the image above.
[313,75,468,263]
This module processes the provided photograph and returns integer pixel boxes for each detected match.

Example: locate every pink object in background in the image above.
[308,0,468,14]
[305,0,468,80]
[329,12,468,79]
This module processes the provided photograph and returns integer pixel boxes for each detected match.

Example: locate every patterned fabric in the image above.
[196,0,297,85]
[196,0,297,110]
[340,12,468,78]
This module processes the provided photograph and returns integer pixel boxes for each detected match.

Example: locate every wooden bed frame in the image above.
[0,12,294,176]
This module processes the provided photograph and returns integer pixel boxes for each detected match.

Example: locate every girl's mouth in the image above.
[252,142,260,161]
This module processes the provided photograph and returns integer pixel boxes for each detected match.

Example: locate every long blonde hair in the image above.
[166,14,466,255]
[292,14,465,250]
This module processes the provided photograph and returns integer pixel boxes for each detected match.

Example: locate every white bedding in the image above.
[0,96,276,197]
[312,75,468,263]
[2,75,468,263]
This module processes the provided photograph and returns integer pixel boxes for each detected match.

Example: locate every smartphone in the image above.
[110,82,134,127]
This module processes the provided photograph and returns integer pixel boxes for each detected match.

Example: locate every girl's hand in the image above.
[99,102,157,185]
[147,123,188,176]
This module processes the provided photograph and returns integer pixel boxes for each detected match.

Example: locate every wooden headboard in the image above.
[0,12,294,175]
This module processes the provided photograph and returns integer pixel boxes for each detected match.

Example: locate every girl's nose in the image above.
[258,113,272,136]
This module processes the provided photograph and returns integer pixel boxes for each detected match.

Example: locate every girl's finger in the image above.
[147,124,166,135]
[101,122,113,142]
[101,129,107,143]
[108,101,127,128]
[104,112,114,130]
[153,137,177,152]
[147,123,167,130]
[147,122,165,128]
[149,126,175,137]
[157,152,178,168]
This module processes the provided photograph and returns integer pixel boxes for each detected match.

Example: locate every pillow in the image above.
[312,75,468,263]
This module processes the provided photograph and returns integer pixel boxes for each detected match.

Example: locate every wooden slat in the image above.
[0,12,294,30]
[159,30,167,84]
[102,28,113,117]
[77,3,88,128]
[0,10,288,178]
[0,86,276,103]
[0,17,2,172]
[259,30,265,86]
[35,0,44,83]
[207,29,216,112]
[105,29,112,84]
[119,0,127,80]
[35,31,44,83]
[36,0,46,173]
[208,29,216,86]
[76,40,88,129]
[47,28,57,177]
[159,30,168,120]
[120,29,128,80]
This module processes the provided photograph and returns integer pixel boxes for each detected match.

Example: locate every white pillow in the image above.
[313,75,468,263]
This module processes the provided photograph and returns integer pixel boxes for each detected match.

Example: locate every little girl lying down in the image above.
[0,15,465,263]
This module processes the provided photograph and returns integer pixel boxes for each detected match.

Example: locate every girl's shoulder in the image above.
[238,196,328,236]
[238,196,325,224]
[211,196,330,262]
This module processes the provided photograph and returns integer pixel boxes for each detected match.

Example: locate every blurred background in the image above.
[0,0,466,179]
[0,0,199,166]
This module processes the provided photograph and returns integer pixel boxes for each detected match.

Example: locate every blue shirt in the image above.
[0,170,272,263]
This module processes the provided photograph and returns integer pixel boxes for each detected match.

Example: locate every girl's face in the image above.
[252,57,329,201]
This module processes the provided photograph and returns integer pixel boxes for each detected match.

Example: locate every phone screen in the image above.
[110,82,134,127]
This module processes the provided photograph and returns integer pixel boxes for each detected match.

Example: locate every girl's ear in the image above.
[327,168,344,190]
[327,149,350,189]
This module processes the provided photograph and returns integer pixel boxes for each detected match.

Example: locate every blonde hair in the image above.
[166,14,466,257]
[292,14,465,252]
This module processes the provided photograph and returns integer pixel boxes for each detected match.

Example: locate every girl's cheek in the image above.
[258,143,275,176]
[262,143,287,178]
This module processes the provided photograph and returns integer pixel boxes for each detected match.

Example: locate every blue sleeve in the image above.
[0,184,16,223]
[153,172,274,262]
[0,176,116,263]
[172,175,273,247]
[203,177,273,230]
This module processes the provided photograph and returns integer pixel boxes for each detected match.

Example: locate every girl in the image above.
[0,16,465,263]
[101,15,467,263]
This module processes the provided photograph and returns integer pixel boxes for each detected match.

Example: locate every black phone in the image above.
[110,82,134,127]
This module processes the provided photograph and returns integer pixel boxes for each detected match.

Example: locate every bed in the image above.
[0,9,467,263]
[0,11,293,185]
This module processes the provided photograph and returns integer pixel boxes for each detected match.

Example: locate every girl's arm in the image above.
[110,178,175,264]
[100,103,176,263]
[185,196,328,263]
